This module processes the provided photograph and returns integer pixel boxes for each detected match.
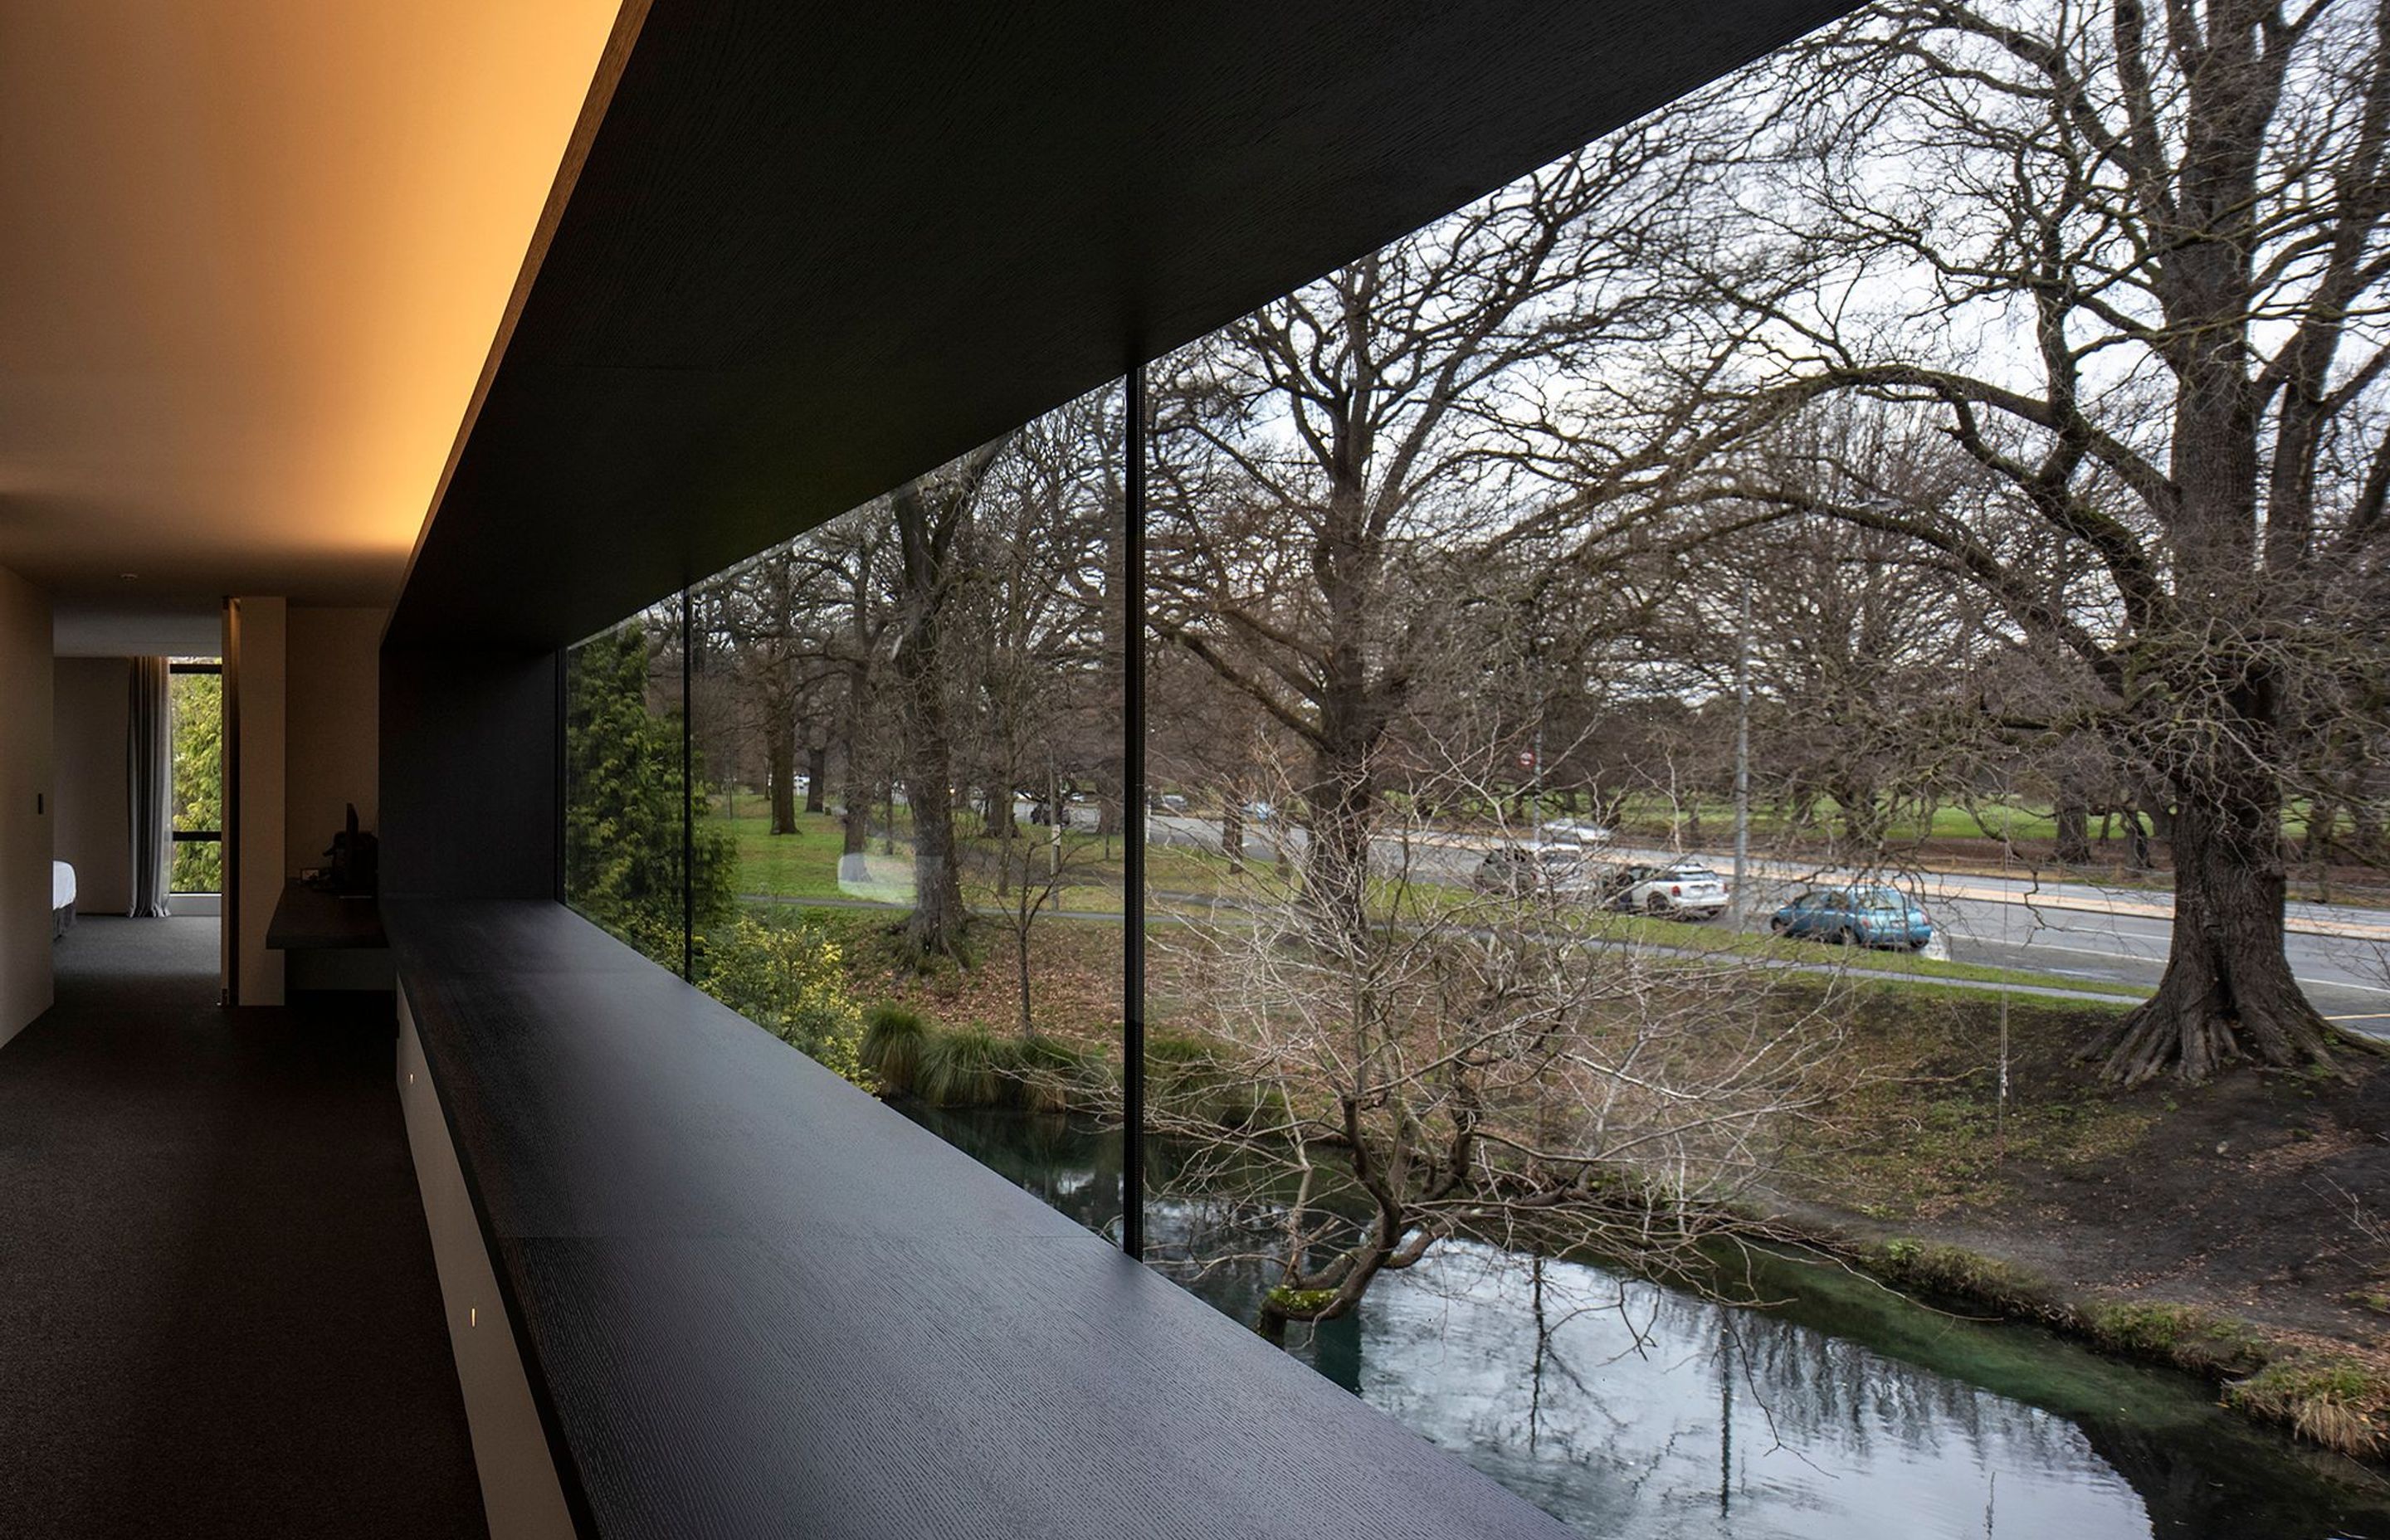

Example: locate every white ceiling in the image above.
[0,0,622,620]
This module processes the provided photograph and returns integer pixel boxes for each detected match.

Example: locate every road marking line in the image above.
[1926,880,2390,942]
[1944,938,2390,995]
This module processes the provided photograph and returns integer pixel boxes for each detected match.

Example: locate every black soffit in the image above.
[388,0,1854,651]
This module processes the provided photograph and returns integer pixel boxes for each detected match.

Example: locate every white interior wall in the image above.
[285,607,383,873]
[285,605,388,992]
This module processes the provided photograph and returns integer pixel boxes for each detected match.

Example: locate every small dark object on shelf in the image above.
[319,803,378,895]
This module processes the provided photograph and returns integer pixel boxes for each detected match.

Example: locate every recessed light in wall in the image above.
[470,1305,478,1328]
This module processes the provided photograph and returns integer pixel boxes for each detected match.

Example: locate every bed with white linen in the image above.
[52,860,76,938]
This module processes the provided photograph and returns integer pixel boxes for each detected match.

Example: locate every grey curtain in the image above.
[128,656,173,918]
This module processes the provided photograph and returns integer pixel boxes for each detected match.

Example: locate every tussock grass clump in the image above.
[1871,1240,2051,1317]
[861,1005,929,1092]
[904,1026,1105,1111]
[2224,1358,2388,1459]
[917,1027,1007,1109]
[2081,1299,2266,1377]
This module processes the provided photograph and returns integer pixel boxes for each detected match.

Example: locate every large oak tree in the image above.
[1703,0,2390,1081]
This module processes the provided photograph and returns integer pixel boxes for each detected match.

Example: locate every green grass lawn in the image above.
[1580,907,2145,998]
[707,808,903,904]
[714,801,2145,1005]
[1374,875,2146,998]
[712,807,1251,913]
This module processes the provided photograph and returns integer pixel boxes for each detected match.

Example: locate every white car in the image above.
[1607,861,1729,919]
[1545,820,1614,845]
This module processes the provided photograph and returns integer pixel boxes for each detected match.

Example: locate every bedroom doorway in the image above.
[46,647,225,1013]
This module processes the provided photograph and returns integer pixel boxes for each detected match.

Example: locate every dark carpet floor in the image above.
[0,917,487,1538]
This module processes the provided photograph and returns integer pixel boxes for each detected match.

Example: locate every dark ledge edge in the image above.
[387,897,1578,1540]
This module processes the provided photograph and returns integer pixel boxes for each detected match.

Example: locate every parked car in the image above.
[1607,861,1729,919]
[1149,792,1188,814]
[1545,820,1614,845]
[1473,842,1593,897]
[1770,886,1933,949]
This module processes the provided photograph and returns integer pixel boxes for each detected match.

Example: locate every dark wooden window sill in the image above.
[388,898,1573,1539]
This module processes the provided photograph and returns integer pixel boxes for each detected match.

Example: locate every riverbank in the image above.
[787,899,2390,1460]
[1766,993,2390,1460]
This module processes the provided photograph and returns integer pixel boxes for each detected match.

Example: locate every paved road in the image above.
[1148,814,2390,1037]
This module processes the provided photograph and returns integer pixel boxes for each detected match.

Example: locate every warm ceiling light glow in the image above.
[0,1,626,605]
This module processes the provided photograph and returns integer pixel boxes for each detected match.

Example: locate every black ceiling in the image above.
[387,0,1853,650]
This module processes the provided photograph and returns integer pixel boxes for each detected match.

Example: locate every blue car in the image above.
[1770,885,1932,950]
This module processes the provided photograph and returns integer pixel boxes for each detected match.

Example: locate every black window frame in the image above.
[168,659,224,856]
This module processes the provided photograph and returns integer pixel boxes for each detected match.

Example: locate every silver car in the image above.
[1473,842,1594,897]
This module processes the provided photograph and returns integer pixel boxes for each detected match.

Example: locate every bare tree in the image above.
[1149,115,1730,949]
[1685,0,2390,1080]
[889,436,1015,959]
[1132,748,1849,1340]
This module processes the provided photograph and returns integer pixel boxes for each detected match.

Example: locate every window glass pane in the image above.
[168,666,222,894]
[681,379,1128,1239]
[1135,115,1856,1518]
[563,602,687,971]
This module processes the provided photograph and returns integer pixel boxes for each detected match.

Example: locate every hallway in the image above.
[0,918,485,1537]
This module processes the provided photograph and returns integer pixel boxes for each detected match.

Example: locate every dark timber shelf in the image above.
[265,880,387,951]
[387,899,1577,1540]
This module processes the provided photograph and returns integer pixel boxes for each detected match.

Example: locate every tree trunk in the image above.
[1221,797,1246,874]
[2082,768,2335,1084]
[2300,800,2337,865]
[893,559,969,955]
[1305,744,1376,953]
[1834,781,1884,852]
[2054,802,2091,865]
[902,757,969,958]
[982,782,1016,841]
[804,741,828,815]
[837,670,871,884]
[765,694,797,836]
[1097,480,1129,841]
[886,446,1007,958]
[900,711,969,958]
[1016,919,1034,1040]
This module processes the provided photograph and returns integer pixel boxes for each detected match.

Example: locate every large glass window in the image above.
[168,660,222,895]
[574,382,1129,1239]
[536,24,2390,1525]
[563,605,690,972]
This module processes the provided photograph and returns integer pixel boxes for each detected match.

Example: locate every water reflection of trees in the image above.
[898,1105,2389,1540]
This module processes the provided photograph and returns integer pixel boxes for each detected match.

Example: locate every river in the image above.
[899,1102,2390,1540]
